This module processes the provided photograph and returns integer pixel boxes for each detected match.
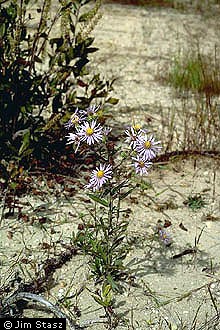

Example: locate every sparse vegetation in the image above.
[161,44,220,153]
[168,48,220,97]
[0,1,220,329]
[184,193,206,211]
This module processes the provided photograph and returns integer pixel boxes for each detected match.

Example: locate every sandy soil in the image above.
[1,2,220,329]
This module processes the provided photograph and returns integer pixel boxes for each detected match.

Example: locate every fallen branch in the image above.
[1,292,107,329]
[156,149,220,162]
[1,292,76,330]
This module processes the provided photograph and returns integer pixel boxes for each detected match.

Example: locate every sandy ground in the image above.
[90,2,220,109]
[1,2,220,329]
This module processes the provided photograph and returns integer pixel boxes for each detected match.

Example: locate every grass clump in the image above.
[184,194,206,211]
[168,47,220,97]
[161,45,220,153]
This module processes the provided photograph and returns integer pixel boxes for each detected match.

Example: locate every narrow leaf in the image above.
[87,194,109,207]
[106,97,119,105]
[119,188,134,200]
[92,295,106,307]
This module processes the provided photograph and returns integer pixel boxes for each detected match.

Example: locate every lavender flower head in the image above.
[131,155,152,176]
[103,126,112,136]
[135,134,162,160]
[77,120,103,145]
[64,109,85,129]
[125,125,146,149]
[85,164,113,191]
[83,105,100,118]
[159,228,172,246]
[65,132,81,153]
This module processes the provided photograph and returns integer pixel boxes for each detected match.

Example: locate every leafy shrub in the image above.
[0,2,49,160]
[0,0,117,180]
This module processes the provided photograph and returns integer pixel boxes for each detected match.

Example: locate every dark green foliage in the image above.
[0,2,48,161]
[0,0,115,177]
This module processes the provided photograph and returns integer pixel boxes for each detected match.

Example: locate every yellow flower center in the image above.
[97,109,103,117]
[71,115,79,125]
[86,127,94,136]
[161,233,167,240]
[138,161,145,168]
[133,123,141,131]
[97,170,104,178]
[144,140,151,149]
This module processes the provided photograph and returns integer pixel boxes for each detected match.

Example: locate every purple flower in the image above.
[85,164,113,191]
[103,126,112,136]
[135,134,162,160]
[64,109,85,129]
[81,105,100,118]
[77,120,103,145]
[132,155,152,176]
[125,126,144,149]
[158,229,172,246]
[88,104,100,115]
[65,132,81,152]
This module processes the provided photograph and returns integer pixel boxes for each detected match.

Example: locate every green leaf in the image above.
[0,23,5,37]
[18,130,30,156]
[86,47,99,54]
[107,274,119,291]
[106,97,119,105]
[7,3,17,19]
[9,182,18,190]
[87,194,109,207]
[102,284,111,297]
[92,295,106,307]
[119,188,134,200]
[84,37,94,47]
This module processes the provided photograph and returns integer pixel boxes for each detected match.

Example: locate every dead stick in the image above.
[2,292,107,329]
[2,292,76,330]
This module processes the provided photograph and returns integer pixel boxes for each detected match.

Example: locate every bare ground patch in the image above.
[1,2,220,329]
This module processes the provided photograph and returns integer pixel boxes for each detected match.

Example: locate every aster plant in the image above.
[77,120,104,146]
[64,109,86,129]
[65,109,162,289]
[85,164,113,191]
[135,134,162,161]
[131,155,152,176]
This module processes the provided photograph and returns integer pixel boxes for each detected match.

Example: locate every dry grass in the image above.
[160,97,220,153]
[103,0,220,12]
[103,0,177,7]
[160,45,220,153]
[167,48,220,98]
